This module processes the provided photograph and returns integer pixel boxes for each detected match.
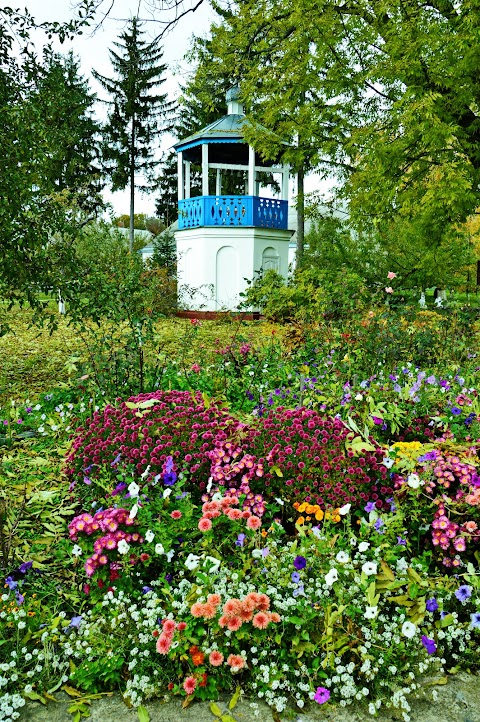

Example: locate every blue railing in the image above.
[178,196,288,230]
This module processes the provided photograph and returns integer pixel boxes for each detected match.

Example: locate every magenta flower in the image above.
[314,687,331,704]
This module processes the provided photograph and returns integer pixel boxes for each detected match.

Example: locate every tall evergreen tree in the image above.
[32,50,104,216]
[93,17,175,251]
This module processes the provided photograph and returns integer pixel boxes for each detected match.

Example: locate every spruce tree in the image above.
[93,17,175,251]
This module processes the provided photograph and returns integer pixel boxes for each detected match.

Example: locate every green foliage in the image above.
[208,0,480,275]
[241,267,370,322]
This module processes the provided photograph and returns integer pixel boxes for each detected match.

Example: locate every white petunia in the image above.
[203,556,221,572]
[364,606,378,619]
[335,551,349,564]
[382,457,395,469]
[72,545,82,557]
[362,562,377,576]
[339,503,351,515]
[145,530,154,543]
[140,465,151,479]
[355,393,363,401]
[401,621,417,639]
[163,488,172,499]
[128,481,140,498]
[117,539,130,555]
[358,541,370,552]
[128,504,138,519]
[407,473,422,489]
[155,543,165,555]
[325,568,339,586]
[185,553,200,570]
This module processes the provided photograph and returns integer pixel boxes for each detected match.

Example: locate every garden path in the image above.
[17,673,480,722]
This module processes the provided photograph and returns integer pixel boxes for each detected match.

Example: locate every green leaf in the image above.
[210,702,223,717]
[137,705,150,722]
[229,686,242,710]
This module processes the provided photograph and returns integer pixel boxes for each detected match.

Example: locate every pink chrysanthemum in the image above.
[209,650,224,667]
[198,517,212,532]
[208,593,221,607]
[183,676,197,695]
[252,611,270,629]
[171,510,182,519]
[246,515,261,530]
[227,616,242,631]
[156,634,171,654]
[202,602,217,619]
[257,593,270,611]
[227,654,245,671]
[163,619,176,634]
[223,599,241,617]
[190,602,205,618]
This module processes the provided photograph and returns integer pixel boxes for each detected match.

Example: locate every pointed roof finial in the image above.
[226,84,244,115]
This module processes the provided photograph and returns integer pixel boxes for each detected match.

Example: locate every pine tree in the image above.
[93,17,175,251]
[33,50,104,216]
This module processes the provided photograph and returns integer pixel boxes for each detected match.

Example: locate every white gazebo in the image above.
[174,86,293,312]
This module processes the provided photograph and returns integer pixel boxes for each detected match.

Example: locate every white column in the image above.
[202,143,209,196]
[216,168,221,196]
[185,160,191,199]
[248,145,255,196]
[281,164,290,201]
[177,151,183,201]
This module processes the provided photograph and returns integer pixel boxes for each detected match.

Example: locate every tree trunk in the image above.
[296,164,305,269]
[129,118,135,253]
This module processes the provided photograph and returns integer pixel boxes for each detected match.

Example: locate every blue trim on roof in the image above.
[175,138,242,153]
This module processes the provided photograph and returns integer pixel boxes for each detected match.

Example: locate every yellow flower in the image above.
[315,509,324,521]
[297,516,305,526]
[297,502,308,513]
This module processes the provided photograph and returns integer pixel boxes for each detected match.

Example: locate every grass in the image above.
[0,307,282,403]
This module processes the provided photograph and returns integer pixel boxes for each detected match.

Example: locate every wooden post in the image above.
[185,160,191,199]
[202,143,209,196]
[248,145,255,196]
[177,151,183,201]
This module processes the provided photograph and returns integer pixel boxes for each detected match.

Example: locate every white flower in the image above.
[129,504,138,519]
[166,550,175,562]
[275,497,285,506]
[382,457,395,469]
[407,474,422,489]
[145,530,154,543]
[203,556,221,572]
[128,482,140,498]
[212,492,223,501]
[401,621,417,639]
[140,465,151,479]
[185,554,200,570]
[339,503,351,516]
[364,606,378,619]
[117,539,130,555]
[154,543,165,555]
[72,545,82,557]
[206,477,213,493]
[358,541,370,552]
[336,551,349,564]
[355,393,363,401]
[362,562,377,576]
[325,568,339,586]
[252,549,263,559]
[163,488,172,499]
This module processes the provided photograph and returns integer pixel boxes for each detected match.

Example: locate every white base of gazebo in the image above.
[175,226,292,312]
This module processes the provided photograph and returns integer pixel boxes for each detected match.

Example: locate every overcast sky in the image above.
[25,0,329,218]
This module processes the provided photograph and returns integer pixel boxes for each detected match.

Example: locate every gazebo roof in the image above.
[173,114,246,152]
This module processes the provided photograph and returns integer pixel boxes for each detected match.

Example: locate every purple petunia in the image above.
[364,501,376,513]
[451,407,462,416]
[418,450,438,462]
[374,518,385,533]
[235,533,246,548]
[396,535,407,546]
[69,616,83,628]
[426,598,439,612]
[455,585,472,602]
[314,687,331,704]
[421,635,437,655]
[293,555,307,570]
[470,612,480,629]
[291,571,301,583]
